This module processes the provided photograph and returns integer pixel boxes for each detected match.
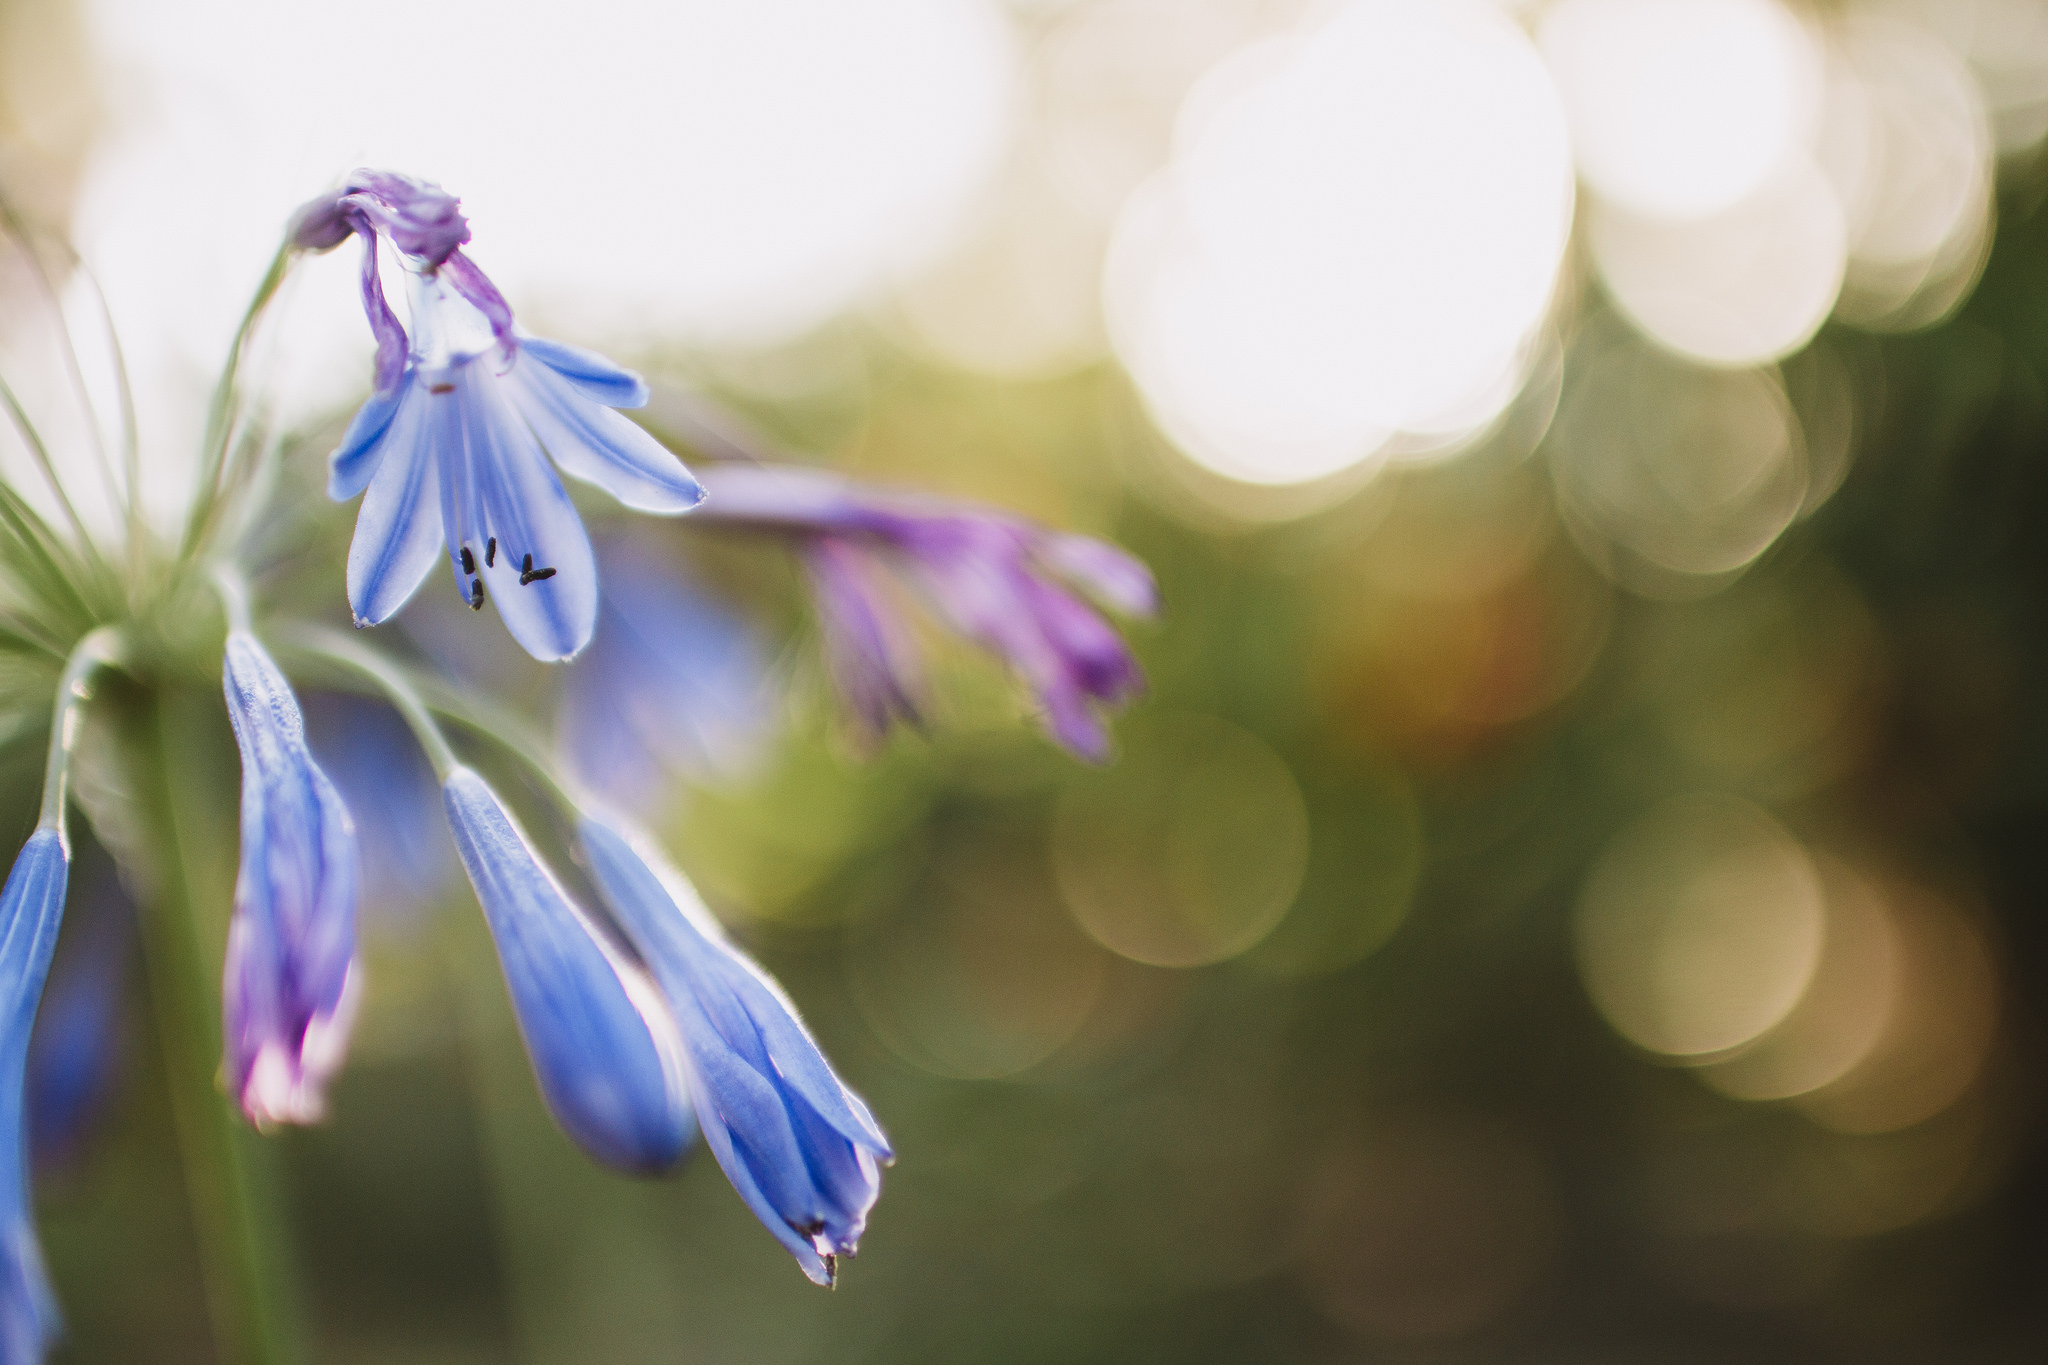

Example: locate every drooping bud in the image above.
[221,633,362,1127]
[441,767,693,1173]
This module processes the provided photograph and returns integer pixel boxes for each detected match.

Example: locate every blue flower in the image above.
[693,465,1157,759]
[0,831,71,1363]
[441,767,694,1172]
[559,538,777,809]
[578,818,890,1284]
[296,171,704,662]
[26,857,132,1174]
[221,633,362,1127]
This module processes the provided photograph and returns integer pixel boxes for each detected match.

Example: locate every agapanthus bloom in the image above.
[221,633,362,1127]
[578,818,890,1284]
[441,767,694,1173]
[691,465,1157,759]
[295,171,704,661]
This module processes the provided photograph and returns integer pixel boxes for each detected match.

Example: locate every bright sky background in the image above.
[74,0,1019,498]
[50,0,2048,515]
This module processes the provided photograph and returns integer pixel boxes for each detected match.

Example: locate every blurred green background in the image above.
[9,0,2048,1361]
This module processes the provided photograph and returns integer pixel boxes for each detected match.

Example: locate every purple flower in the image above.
[441,767,694,1173]
[578,818,889,1284]
[221,633,362,1127]
[294,171,704,662]
[692,465,1157,760]
[559,539,776,809]
[0,830,70,1362]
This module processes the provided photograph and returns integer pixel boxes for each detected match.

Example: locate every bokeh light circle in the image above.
[1540,0,1820,220]
[1575,794,1825,1060]
[1550,334,1808,592]
[1105,0,1573,488]
[1589,164,1847,366]
[1051,712,1308,968]
[1701,857,1900,1101]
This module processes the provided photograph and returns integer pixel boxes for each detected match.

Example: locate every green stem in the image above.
[269,626,462,780]
[38,626,126,832]
[131,686,307,1365]
[183,242,294,561]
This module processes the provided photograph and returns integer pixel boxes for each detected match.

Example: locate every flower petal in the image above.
[328,378,409,501]
[346,385,443,626]
[511,354,703,514]
[1037,532,1160,618]
[442,769,692,1174]
[520,335,650,409]
[443,366,599,661]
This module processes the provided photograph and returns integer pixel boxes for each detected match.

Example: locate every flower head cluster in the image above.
[295,171,703,661]
[0,167,1156,1358]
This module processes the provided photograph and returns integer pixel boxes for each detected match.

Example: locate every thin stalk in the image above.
[0,371,109,589]
[0,197,128,547]
[183,242,294,561]
[271,626,459,778]
[37,625,126,831]
[132,686,306,1365]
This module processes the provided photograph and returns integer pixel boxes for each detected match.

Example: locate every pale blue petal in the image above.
[442,769,690,1174]
[520,335,650,408]
[454,367,598,661]
[510,356,702,514]
[346,389,442,626]
[328,377,410,501]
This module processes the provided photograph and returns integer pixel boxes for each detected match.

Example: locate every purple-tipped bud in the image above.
[441,768,694,1173]
[221,634,362,1128]
[693,466,1157,760]
[287,194,354,252]
[337,169,470,267]
[0,830,73,1361]
[578,818,889,1285]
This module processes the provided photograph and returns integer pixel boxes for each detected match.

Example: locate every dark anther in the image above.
[460,546,475,574]
[519,565,557,586]
[428,383,455,395]
[468,579,485,610]
[486,537,497,567]
[520,553,533,574]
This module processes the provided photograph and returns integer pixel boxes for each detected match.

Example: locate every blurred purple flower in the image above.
[0,830,69,1362]
[302,693,456,923]
[692,465,1157,760]
[26,857,132,1175]
[441,767,694,1173]
[221,633,362,1128]
[560,539,777,809]
[578,818,889,1285]
[292,170,703,662]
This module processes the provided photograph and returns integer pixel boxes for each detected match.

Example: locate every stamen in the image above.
[486,537,497,567]
[428,383,456,395]
[460,546,475,575]
[468,579,485,610]
[521,553,533,574]
[519,565,557,586]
